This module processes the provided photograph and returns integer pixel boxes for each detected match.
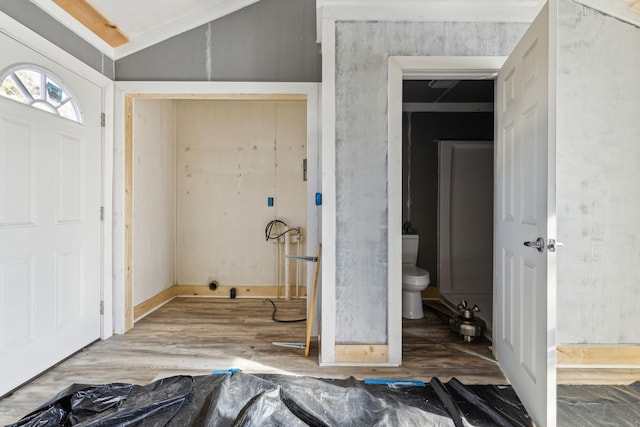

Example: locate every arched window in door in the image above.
[0,64,83,123]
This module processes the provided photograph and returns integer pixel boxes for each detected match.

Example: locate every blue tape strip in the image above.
[364,378,425,387]
[212,368,242,375]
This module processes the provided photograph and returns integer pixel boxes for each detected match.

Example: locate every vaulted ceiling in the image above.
[30,0,262,59]
[30,0,640,60]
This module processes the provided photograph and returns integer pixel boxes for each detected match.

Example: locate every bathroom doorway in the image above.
[401,79,495,333]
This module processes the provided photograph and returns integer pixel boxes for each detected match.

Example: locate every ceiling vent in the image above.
[428,80,459,89]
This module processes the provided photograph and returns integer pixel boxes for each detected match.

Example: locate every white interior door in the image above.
[494,2,556,426]
[0,33,102,396]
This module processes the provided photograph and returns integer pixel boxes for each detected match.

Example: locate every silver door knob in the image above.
[523,237,545,252]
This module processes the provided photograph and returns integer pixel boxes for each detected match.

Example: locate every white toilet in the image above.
[402,234,430,319]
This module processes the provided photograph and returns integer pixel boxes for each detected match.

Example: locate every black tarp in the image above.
[6,373,533,427]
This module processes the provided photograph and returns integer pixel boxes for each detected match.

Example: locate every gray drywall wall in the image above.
[0,1,114,79]
[115,0,320,82]
[556,0,640,344]
[334,21,527,344]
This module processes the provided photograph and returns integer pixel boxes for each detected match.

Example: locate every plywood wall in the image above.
[133,99,177,305]
[175,100,307,286]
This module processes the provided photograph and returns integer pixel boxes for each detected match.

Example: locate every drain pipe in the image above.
[284,231,290,299]
[295,229,301,298]
[275,233,280,298]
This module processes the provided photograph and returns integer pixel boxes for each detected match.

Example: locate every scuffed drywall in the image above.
[556,0,640,343]
[334,21,527,343]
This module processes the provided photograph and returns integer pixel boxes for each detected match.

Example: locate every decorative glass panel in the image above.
[0,74,28,104]
[0,65,82,123]
[14,69,41,99]
[57,101,79,122]
[46,78,64,106]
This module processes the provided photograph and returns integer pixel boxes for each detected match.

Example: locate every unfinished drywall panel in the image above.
[0,0,115,78]
[334,21,527,344]
[556,0,640,344]
[176,100,307,287]
[133,99,177,305]
[115,0,320,82]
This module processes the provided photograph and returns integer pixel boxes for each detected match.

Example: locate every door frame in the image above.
[317,0,542,368]
[112,82,321,333]
[389,52,557,425]
[0,11,115,340]
[387,56,506,364]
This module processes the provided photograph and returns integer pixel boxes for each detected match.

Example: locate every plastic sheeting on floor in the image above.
[6,373,533,427]
[557,382,640,427]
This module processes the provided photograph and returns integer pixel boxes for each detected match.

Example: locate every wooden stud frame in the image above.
[52,0,129,47]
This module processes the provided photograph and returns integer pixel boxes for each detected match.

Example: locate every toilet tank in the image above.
[402,234,419,264]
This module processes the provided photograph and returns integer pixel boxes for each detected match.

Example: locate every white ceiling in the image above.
[30,0,262,59]
[30,0,640,61]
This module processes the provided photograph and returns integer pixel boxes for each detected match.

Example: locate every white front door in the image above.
[0,33,102,396]
[494,2,556,426]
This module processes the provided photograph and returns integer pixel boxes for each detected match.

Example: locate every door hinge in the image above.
[303,158,307,182]
[100,113,106,127]
[100,300,104,315]
[100,206,105,221]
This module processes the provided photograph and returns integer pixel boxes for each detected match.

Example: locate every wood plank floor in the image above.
[0,297,505,424]
[4,297,638,425]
